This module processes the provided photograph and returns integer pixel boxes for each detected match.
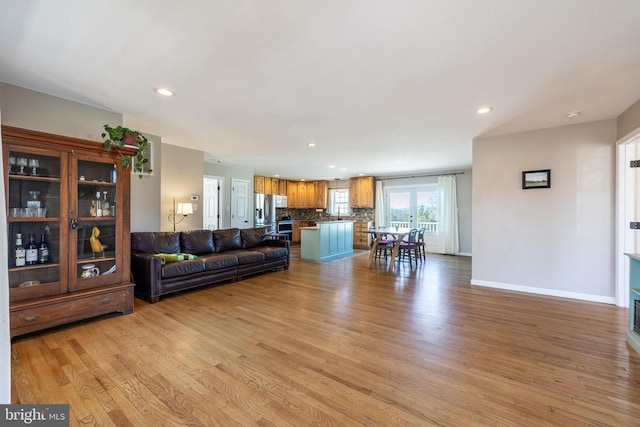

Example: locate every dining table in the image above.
[365,227,412,272]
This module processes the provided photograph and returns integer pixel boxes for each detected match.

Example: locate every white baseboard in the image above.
[457,252,472,257]
[470,279,616,305]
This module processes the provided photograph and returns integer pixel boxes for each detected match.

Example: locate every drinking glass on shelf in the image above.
[27,191,41,208]
[16,157,27,174]
[8,156,15,173]
[28,158,39,175]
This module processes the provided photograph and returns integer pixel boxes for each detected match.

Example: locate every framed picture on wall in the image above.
[522,169,550,189]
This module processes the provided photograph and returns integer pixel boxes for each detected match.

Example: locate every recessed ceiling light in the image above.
[300,178,306,181]
[154,87,174,97]
[358,173,364,176]
[340,168,347,172]
[329,165,335,169]
[566,111,581,119]
[307,142,316,147]
[476,106,493,114]
[274,174,280,177]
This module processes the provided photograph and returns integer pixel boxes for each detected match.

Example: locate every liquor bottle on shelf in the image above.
[102,191,110,217]
[38,233,49,264]
[25,233,38,265]
[110,165,117,183]
[95,191,102,217]
[15,233,26,267]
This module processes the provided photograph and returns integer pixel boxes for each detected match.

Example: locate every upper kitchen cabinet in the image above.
[287,180,298,208]
[254,176,265,193]
[305,182,315,208]
[350,176,374,208]
[278,179,287,196]
[264,177,273,195]
[315,181,328,209]
[254,175,285,195]
[296,181,307,208]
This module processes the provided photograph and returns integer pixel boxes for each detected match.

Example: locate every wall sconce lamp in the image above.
[168,197,193,231]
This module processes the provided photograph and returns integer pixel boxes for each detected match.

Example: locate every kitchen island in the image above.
[300,220,354,262]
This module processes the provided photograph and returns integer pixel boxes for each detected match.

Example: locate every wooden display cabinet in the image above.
[3,125,134,338]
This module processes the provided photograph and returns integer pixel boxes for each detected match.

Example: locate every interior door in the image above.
[203,176,220,230]
[231,178,250,229]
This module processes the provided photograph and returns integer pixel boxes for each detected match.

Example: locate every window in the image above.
[328,189,351,216]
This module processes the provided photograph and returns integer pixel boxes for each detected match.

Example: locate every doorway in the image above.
[616,129,640,308]
[203,176,222,230]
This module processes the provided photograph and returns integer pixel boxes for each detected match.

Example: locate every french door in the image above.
[385,185,438,232]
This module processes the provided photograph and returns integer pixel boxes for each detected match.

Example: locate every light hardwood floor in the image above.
[11,248,640,426]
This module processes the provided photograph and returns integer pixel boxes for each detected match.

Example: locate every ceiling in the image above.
[2,1,640,180]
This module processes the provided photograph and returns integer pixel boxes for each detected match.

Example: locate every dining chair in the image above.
[370,227,395,260]
[416,227,426,260]
[398,228,419,267]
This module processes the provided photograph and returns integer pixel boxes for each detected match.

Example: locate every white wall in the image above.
[472,120,617,303]
[161,143,205,231]
[0,83,121,140]
[130,133,162,232]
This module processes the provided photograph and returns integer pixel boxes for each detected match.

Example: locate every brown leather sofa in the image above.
[130,227,290,303]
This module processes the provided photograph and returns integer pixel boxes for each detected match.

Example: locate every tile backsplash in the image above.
[276,208,375,223]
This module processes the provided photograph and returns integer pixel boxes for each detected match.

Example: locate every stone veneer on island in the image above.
[300,221,354,262]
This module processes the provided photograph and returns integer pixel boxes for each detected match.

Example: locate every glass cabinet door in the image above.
[71,157,121,291]
[6,147,66,302]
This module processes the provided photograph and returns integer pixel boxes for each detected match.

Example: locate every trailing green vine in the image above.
[101,125,152,178]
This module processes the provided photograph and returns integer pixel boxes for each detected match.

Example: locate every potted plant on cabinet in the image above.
[101,124,152,178]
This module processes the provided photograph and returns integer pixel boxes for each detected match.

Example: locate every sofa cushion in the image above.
[241,227,267,249]
[251,246,288,260]
[161,259,206,278]
[180,230,215,255]
[132,232,180,254]
[213,228,242,252]
[200,253,239,270]
[226,249,265,264]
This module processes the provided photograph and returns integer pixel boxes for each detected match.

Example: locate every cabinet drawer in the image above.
[10,285,133,337]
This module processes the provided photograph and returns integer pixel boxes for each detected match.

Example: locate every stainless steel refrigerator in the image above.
[255,193,276,232]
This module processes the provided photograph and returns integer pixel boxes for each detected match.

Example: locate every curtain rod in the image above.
[376,171,465,181]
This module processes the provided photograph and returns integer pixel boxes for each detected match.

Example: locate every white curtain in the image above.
[436,175,459,254]
[375,180,384,227]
